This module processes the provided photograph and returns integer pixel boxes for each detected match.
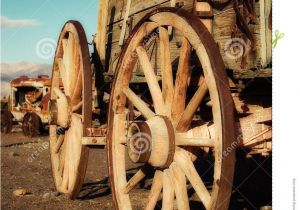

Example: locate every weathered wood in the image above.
[122,87,155,119]
[159,26,174,115]
[119,0,132,46]
[170,163,190,210]
[195,2,213,32]
[145,170,163,210]
[82,137,106,145]
[54,134,65,153]
[174,149,211,209]
[105,0,271,79]
[172,37,191,122]
[96,0,109,65]
[136,46,165,114]
[162,169,174,210]
[123,168,148,194]
[212,0,271,77]
[176,81,208,132]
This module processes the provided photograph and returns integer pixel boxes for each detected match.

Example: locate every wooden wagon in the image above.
[49,0,272,209]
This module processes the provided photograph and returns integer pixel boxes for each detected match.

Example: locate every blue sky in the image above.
[1,0,99,64]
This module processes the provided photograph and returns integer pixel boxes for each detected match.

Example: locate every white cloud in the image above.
[0,62,52,98]
[0,16,40,28]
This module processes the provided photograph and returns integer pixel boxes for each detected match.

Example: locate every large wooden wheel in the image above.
[107,8,235,210]
[49,21,92,198]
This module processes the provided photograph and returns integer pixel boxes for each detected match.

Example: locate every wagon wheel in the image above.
[107,8,235,210]
[1,110,13,134]
[49,21,91,198]
[22,112,40,137]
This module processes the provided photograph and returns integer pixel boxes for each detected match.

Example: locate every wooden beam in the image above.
[82,137,106,145]
[96,0,109,65]
[119,0,132,46]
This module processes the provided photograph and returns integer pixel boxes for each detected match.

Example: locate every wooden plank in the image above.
[96,0,109,65]
[106,0,271,78]
[82,137,106,145]
[212,1,272,77]
[119,0,132,46]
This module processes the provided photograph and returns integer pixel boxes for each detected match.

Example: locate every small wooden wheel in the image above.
[107,8,235,210]
[1,110,13,134]
[22,112,40,137]
[49,21,91,198]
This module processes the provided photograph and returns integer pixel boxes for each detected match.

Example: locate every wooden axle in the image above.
[81,107,271,153]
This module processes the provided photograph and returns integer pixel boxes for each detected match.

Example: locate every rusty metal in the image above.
[5,75,52,136]
[1,110,13,134]
[86,127,107,137]
[22,112,40,137]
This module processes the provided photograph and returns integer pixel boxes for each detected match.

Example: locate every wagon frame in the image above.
[48,0,272,209]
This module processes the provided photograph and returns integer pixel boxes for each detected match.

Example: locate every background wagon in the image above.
[48,0,272,209]
[1,75,51,137]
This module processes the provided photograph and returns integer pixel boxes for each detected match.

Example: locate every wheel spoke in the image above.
[58,139,66,175]
[70,62,82,105]
[61,133,69,191]
[172,37,191,122]
[145,170,163,210]
[72,101,83,112]
[175,132,214,147]
[64,33,76,97]
[54,134,65,153]
[123,87,155,120]
[176,80,208,132]
[162,169,175,210]
[123,165,150,194]
[136,46,164,114]
[57,58,68,94]
[169,162,190,210]
[174,149,211,209]
[159,27,174,115]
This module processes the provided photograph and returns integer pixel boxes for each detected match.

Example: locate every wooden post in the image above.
[119,0,132,46]
[195,1,213,33]
[96,0,109,66]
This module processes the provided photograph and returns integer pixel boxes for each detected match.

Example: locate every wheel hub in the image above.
[49,93,72,128]
[127,115,175,168]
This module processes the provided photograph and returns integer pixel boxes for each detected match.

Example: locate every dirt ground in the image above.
[1,128,272,210]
